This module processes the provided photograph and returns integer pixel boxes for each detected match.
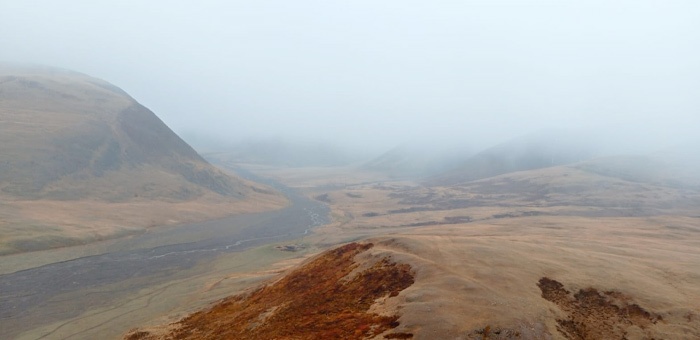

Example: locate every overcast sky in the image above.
[1,0,698,152]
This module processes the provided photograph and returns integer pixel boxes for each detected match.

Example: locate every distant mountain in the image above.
[656,139,700,166]
[201,138,368,168]
[426,130,602,186]
[574,140,700,190]
[0,64,248,201]
[361,143,474,179]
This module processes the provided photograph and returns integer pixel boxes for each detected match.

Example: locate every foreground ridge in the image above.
[126,242,415,340]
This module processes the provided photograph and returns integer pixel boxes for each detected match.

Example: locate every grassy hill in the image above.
[0,65,286,254]
[0,65,246,201]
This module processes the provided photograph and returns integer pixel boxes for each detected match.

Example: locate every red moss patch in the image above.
[167,242,414,339]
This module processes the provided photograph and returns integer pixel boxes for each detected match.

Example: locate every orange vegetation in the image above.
[152,242,414,340]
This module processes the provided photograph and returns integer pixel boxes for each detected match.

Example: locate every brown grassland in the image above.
[127,162,700,339]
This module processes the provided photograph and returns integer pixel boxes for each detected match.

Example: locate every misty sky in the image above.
[1,0,698,151]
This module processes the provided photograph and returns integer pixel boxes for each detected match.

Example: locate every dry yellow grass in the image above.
[296,165,700,339]
[233,163,393,189]
[127,211,700,339]
[0,184,287,255]
[147,163,700,339]
[358,215,700,339]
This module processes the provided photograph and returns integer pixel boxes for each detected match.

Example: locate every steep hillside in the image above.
[0,65,286,254]
[0,65,246,201]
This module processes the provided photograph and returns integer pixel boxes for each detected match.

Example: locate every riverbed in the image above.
[0,173,330,340]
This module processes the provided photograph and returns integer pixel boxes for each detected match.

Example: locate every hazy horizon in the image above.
[2,1,698,153]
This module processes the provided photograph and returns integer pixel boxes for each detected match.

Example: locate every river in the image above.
[0,170,330,339]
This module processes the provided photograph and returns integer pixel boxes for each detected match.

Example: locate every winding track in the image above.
[0,172,330,339]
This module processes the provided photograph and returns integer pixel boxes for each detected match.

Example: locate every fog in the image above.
[2,0,699,153]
